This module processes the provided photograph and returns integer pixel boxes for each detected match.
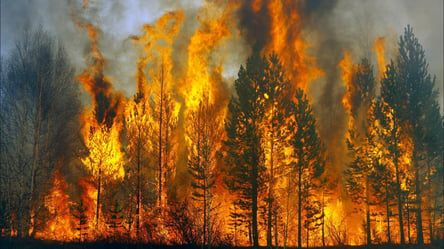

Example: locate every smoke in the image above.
[2,0,441,100]
[1,0,442,206]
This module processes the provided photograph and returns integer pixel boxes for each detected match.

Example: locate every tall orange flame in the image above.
[265,0,323,91]
[373,37,386,80]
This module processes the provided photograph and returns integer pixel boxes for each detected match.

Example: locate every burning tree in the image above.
[260,53,292,248]
[106,199,124,241]
[124,92,155,240]
[131,11,183,212]
[342,56,378,245]
[224,52,269,249]
[288,89,325,248]
[72,199,89,243]
[75,15,125,235]
[0,27,82,238]
[379,25,443,244]
[187,93,223,248]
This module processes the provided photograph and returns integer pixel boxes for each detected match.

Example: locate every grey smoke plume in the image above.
[2,0,441,100]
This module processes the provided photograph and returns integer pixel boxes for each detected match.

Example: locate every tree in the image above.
[0,27,82,238]
[106,199,124,241]
[288,89,324,248]
[343,58,377,245]
[72,199,89,242]
[224,52,269,249]
[379,25,443,244]
[261,53,292,248]
[82,122,125,232]
[372,100,399,243]
[124,92,154,240]
[379,60,408,244]
[187,93,222,248]
[152,62,178,210]
[395,25,442,244]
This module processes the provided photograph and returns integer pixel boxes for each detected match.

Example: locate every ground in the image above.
[1,238,443,249]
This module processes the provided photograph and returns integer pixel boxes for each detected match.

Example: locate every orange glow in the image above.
[373,37,386,80]
[35,164,76,241]
[27,1,440,246]
[340,51,358,132]
[265,0,323,91]
[181,2,231,112]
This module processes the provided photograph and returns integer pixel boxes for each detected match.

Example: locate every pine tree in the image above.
[107,199,124,241]
[395,25,442,244]
[261,53,292,248]
[379,61,408,244]
[380,25,442,244]
[187,93,222,248]
[288,89,324,248]
[72,199,89,243]
[224,52,269,249]
[125,91,154,240]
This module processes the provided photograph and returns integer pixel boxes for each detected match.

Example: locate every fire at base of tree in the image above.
[0,0,443,248]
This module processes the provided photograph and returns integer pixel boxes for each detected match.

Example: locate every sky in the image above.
[1,0,443,111]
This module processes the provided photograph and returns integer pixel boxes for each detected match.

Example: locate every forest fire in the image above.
[1,0,443,248]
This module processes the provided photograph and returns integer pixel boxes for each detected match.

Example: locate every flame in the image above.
[340,51,358,133]
[181,1,232,112]
[75,15,125,181]
[132,11,184,97]
[35,163,77,241]
[32,1,439,246]
[373,37,386,80]
[265,0,323,91]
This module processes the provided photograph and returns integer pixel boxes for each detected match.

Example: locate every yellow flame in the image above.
[373,37,386,80]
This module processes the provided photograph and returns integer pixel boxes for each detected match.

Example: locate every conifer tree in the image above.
[225,52,269,249]
[288,89,324,248]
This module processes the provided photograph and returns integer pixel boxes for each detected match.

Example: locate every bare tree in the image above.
[0,27,82,238]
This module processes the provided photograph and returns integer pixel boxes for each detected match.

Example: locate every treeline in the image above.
[0,25,443,248]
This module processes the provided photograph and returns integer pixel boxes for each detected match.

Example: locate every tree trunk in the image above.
[366,176,371,245]
[407,199,411,244]
[136,128,141,241]
[394,137,405,244]
[415,163,424,244]
[297,162,302,249]
[158,63,164,208]
[274,212,278,247]
[284,170,291,249]
[322,190,325,247]
[385,173,391,243]
[252,152,259,249]
[267,136,274,248]
[96,163,102,230]
[27,77,44,238]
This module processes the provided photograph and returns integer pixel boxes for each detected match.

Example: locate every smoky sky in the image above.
[1,0,443,111]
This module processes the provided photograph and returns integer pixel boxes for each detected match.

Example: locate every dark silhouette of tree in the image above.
[343,58,377,245]
[106,199,124,241]
[224,52,269,249]
[152,62,178,211]
[72,199,89,243]
[228,202,244,247]
[165,199,199,245]
[380,25,443,244]
[0,27,82,238]
[187,93,222,248]
[261,53,292,248]
[396,25,442,244]
[372,100,398,243]
[379,59,408,244]
[125,92,154,241]
[288,89,324,248]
